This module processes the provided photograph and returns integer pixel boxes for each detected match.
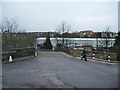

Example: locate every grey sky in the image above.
[1,2,118,32]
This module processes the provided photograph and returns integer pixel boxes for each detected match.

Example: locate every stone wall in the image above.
[67,47,117,61]
[2,48,35,61]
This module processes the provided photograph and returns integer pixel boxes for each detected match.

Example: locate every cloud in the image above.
[2,2,118,32]
[2,0,119,2]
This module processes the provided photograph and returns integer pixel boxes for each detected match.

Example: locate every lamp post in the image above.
[96,33,99,51]
[34,38,38,49]
[34,38,38,56]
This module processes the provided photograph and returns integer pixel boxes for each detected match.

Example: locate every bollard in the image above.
[35,52,37,57]
[108,54,111,61]
[9,56,13,63]
[52,47,54,51]
[93,53,95,59]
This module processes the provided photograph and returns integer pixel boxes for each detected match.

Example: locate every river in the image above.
[37,38,115,47]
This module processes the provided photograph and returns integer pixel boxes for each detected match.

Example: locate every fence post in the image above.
[52,47,55,51]
[108,54,111,61]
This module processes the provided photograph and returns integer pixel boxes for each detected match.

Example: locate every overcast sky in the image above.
[1,2,118,32]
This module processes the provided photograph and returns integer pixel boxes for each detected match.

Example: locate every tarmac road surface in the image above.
[2,51,118,88]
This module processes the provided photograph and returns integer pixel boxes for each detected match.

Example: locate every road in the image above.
[2,51,118,88]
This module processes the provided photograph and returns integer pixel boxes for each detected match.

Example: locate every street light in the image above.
[96,33,99,51]
[34,38,38,49]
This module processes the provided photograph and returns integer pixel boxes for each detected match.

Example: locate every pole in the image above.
[93,53,95,59]
[108,54,111,61]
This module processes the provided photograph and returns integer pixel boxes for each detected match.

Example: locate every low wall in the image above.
[2,48,35,61]
[57,47,117,61]
[69,48,117,61]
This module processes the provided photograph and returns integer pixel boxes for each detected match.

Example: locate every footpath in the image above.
[76,57,118,64]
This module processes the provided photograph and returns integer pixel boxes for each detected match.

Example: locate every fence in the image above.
[2,48,35,61]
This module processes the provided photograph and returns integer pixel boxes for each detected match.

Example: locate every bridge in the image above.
[2,51,118,88]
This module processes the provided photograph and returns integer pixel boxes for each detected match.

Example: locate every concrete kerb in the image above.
[2,56,35,64]
[75,57,118,64]
[59,52,73,58]
[3,51,118,65]
[87,59,118,65]
[58,52,118,64]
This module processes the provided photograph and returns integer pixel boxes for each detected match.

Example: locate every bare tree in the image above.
[1,18,37,61]
[99,26,114,52]
[55,22,72,47]
[1,18,37,49]
[1,18,18,49]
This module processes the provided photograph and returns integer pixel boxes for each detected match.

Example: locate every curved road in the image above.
[3,51,118,88]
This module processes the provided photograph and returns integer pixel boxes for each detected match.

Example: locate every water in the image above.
[37,38,115,47]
